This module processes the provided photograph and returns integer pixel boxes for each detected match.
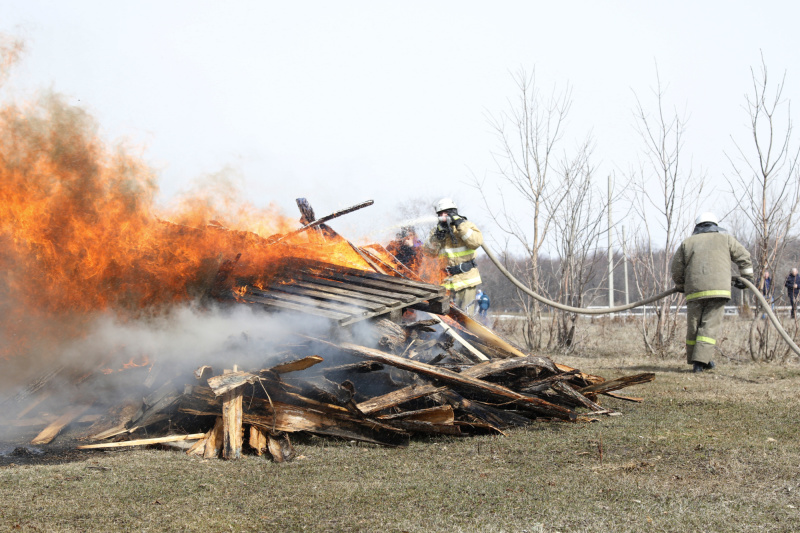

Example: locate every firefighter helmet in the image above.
[695,212,719,225]
[434,198,457,213]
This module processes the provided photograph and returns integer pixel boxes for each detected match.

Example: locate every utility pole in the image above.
[623,225,630,306]
[608,175,614,310]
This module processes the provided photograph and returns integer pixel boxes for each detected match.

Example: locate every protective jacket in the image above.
[670,230,753,301]
[427,215,483,291]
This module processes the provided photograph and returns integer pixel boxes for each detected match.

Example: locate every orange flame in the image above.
[0,91,376,361]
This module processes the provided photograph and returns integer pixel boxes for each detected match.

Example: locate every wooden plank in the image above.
[603,391,644,402]
[332,272,434,297]
[447,307,527,358]
[551,382,614,414]
[292,279,400,306]
[302,257,446,294]
[261,284,387,312]
[249,426,267,455]
[204,417,224,459]
[442,390,534,428]
[77,433,205,449]
[377,405,454,425]
[425,312,489,362]
[222,387,244,459]
[207,371,260,396]
[235,292,350,321]
[579,373,656,395]
[31,405,91,445]
[327,339,576,420]
[186,430,211,456]
[382,419,462,436]
[250,286,372,315]
[267,432,297,463]
[356,355,559,415]
[299,275,416,303]
[269,355,325,374]
[243,402,409,447]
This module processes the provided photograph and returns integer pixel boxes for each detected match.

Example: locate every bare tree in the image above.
[547,141,607,350]
[627,69,706,357]
[475,68,602,350]
[726,54,800,361]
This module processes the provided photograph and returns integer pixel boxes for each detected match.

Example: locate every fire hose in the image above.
[480,244,800,357]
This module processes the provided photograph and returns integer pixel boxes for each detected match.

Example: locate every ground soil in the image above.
[2,320,800,532]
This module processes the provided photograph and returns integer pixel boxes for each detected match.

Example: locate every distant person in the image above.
[387,226,422,271]
[671,212,753,373]
[785,268,800,318]
[759,270,774,319]
[467,289,484,316]
[478,291,491,322]
[426,198,483,309]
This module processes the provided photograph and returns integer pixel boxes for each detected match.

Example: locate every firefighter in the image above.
[426,198,483,309]
[671,212,754,373]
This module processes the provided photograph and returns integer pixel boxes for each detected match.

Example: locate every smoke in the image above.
[63,304,334,372]
[0,38,396,434]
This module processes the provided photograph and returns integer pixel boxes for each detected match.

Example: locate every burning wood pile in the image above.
[0,198,653,462]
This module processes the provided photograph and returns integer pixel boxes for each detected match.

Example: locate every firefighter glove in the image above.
[433,224,448,241]
[733,278,748,290]
[675,285,684,293]
[451,216,465,228]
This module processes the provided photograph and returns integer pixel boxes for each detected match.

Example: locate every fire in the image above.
[100,354,152,374]
[0,90,374,361]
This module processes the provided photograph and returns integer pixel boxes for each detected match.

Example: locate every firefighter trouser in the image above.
[451,286,479,311]
[685,298,727,365]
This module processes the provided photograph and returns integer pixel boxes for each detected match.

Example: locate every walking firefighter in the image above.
[671,212,754,373]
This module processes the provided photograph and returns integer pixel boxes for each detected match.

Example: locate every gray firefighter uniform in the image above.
[671,231,753,365]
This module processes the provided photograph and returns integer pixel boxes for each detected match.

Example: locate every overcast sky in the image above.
[3,1,799,251]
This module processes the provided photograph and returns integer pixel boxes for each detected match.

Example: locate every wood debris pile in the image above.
[0,198,654,462]
[1,311,653,463]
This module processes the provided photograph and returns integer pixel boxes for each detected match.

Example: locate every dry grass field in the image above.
[2,317,800,532]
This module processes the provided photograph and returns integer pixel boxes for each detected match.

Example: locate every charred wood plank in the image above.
[326,339,576,420]
[243,402,408,447]
[518,371,580,394]
[579,373,656,396]
[84,399,141,441]
[234,291,350,322]
[291,280,399,306]
[551,382,614,414]
[357,356,559,415]
[377,405,454,425]
[298,274,415,303]
[267,432,297,462]
[242,288,370,317]
[382,419,462,436]
[265,283,388,312]
[207,371,260,396]
[357,383,449,415]
[442,391,534,429]
[322,361,384,382]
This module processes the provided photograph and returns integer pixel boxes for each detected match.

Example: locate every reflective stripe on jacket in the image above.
[670,232,753,301]
[427,217,483,291]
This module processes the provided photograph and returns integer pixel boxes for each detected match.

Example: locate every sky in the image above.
[2,1,799,253]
